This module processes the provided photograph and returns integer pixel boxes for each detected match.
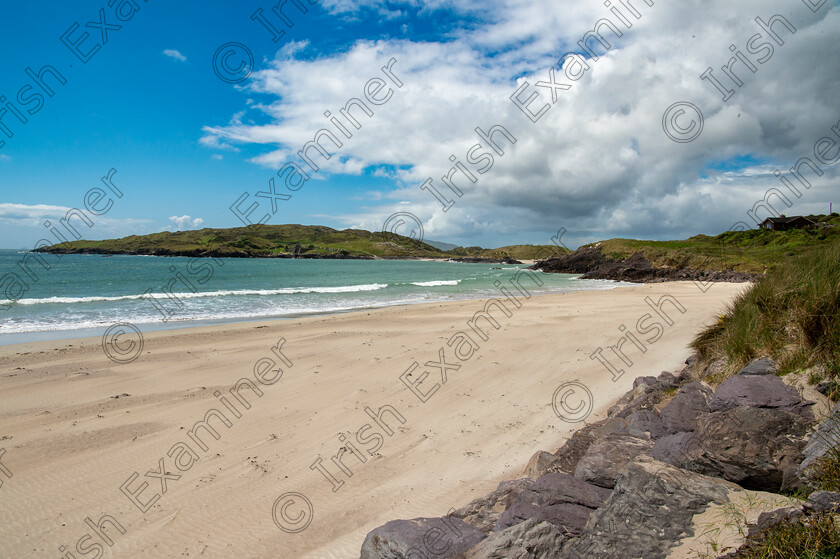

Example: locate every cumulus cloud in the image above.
[163,49,187,62]
[201,0,840,246]
[169,215,205,230]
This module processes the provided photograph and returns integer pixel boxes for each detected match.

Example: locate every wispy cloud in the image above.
[163,49,187,62]
[0,154,10,162]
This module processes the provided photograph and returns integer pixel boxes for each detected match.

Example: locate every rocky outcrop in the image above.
[532,247,757,284]
[360,517,486,559]
[561,456,737,559]
[457,519,567,559]
[493,473,611,534]
[658,381,713,435]
[451,479,537,533]
[573,434,654,489]
[525,451,565,480]
[678,406,812,492]
[360,357,837,559]
[710,374,815,419]
[798,403,840,483]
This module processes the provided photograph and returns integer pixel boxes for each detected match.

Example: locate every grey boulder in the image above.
[710,374,814,419]
[360,517,486,559]
[458,518,567,559]
[736,357,778,376]
[679,406,812,492]
[493,473,611,534]
[574,434,654,489]
[659,381,713,435]
[561,456,736,559]
[452,479,535,533]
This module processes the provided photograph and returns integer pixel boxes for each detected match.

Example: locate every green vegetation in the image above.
[35,224,561,261]
[730,513,840,559]
[690,237,840,379]
[583,214,840,274]
[448,244,569,261]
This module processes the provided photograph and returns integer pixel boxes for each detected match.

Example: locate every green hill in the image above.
[580,214,840,274]
[34,224,563,261]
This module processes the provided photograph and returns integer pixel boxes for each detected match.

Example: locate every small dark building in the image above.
[759,215,816,231]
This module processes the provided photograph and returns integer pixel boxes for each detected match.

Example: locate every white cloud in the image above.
[201,0,840,245]
[163,49,187,62]
[169,215,204,230]
[0,154,10,162]
[211,154,223,160]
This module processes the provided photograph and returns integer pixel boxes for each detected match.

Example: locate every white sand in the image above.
[0,282,746,558]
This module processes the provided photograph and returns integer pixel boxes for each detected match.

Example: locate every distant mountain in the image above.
[33,224,567,261]
[424,239,459,251]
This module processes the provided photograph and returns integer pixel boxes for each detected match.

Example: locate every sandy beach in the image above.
[0,282,746,559]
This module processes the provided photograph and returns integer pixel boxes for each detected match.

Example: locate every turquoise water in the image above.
[0,250,622,342]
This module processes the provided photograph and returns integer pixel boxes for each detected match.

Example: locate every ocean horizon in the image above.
[0,249,626,345]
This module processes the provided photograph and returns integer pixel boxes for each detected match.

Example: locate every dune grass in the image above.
[729,512,840,559]
[690,239,840,380]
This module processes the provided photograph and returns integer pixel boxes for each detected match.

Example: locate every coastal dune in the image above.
[0,282,746,558]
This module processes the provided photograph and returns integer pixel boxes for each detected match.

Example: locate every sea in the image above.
[0,250,626,344]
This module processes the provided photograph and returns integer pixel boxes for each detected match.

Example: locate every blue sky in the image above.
[1,0,839,250]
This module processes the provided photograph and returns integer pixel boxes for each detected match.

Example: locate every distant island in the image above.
[32,224,567,263]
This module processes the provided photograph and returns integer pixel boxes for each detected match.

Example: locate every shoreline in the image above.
[0,281,747,558]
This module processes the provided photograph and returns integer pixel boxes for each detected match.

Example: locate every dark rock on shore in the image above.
[679,406,812,492]
[531,246,758,284]
[360,517,485,559]
[561,456,736,559]
[659,381,713,435]
[451,479,537,533]
[798,402,840,483]
[457,518,567,559]
[710,374,815,419]
[574,434,654,489]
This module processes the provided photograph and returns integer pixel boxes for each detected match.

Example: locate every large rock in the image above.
[679,406,812,492]
[804,490,840,514]
[736,357,778,376]
[608,409,665,440]
[458,519,567,559]
[710,374,814,419]
[452,479,535,533]
[561,456,738,559]
[798,403,840,482]
[360,517,486,559]
[493,473,611,534]
[659,381,713,435]
[495,501,595,535]
[649,431,694,465]
[606,384,663,419]
[551,420,605,474]
[525,451,564,480]
[574,434,654,489]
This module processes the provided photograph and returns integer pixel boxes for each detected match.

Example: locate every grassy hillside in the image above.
[583,214,840,274]
[449,244,570,260]
[36,224,561,261]
[691,238,840,379]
